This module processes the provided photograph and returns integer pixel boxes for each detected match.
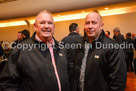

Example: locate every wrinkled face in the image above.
[17,33,23,40]
[34,13,55,41]
[84,12,103,40]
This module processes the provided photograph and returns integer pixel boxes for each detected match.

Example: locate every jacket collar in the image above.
[68,32,80,36]
[31,32,59,50]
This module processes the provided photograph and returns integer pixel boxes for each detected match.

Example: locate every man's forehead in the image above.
[38,13,51,18]
[85,12,101,20]
[36,13,53,22]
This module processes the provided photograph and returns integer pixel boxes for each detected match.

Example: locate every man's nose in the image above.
[44,23,49,28]
[88,23,93,29]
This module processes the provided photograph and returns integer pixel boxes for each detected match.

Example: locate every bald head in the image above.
[85,12,102,23]
[35,10,54,23]
[84,11,104,43]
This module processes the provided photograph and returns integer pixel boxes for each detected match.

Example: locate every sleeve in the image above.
[0,48,21,91]
[134,38,136,50]
[107,48,127,91]
[0,45,4,57]
[118,35,125,44]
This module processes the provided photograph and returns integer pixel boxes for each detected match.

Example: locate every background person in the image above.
[61,23,82,89]
[105,30,110,37]
[0,43,4,58]
[125,32,134,72]
[131,33,135,40]
[131,33,136,50]
[113,27,125,44]
[12,31,23,47]
[21,29,30,40]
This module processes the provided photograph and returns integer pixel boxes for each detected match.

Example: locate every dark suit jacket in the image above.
[115,33,125,44]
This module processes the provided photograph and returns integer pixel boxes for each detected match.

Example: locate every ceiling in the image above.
[0,0,135,20]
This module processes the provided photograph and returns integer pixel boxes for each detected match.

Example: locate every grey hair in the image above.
[113,27,120,32]
[35,10,53,23]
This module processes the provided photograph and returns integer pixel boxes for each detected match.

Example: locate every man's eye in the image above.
[92,21,97,24]
[85,22,90,25]
[40,21,45,24]
[48,22,53,24]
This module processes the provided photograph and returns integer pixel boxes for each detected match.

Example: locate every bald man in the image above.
[0,10,69,91]
[72,11,127,91]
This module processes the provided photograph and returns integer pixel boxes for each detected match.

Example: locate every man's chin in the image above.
[87,34,95,37]
[42,35,51,38]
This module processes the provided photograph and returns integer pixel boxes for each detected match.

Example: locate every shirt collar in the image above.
[35,34,55,48]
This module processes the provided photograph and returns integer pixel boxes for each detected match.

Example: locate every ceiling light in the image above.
[1,6,136,27]
[53,13,88,22]
[82,11,85,13]
[105,8,109,10]
[0,21,27,27]
[57,14,60,16]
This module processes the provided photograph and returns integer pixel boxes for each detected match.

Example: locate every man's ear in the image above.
[54,24,55,30]
[101,22,104,30]
[34,23,36,31]
[101,22,104,27]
